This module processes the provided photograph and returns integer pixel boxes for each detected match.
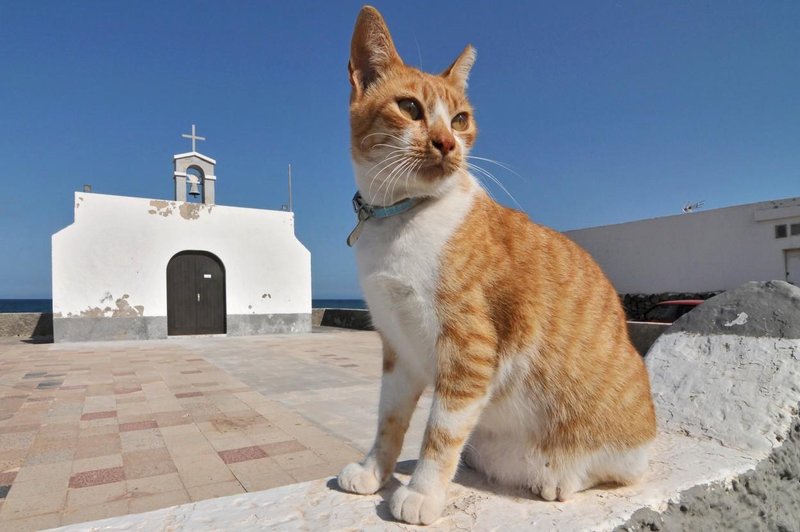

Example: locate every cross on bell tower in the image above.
[173,124,217,204]
[181,124,206,152]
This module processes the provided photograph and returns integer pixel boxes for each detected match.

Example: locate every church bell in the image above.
[188,178,201,197]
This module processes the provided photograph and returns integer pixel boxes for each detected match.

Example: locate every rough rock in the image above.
[620,281,800,531]
[668,280,800,339]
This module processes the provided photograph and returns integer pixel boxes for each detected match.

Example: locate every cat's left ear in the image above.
[442,45,476,90]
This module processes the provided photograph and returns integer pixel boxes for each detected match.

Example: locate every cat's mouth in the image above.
[418,158,460,181]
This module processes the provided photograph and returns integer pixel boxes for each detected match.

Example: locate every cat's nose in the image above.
[432,136,455,156]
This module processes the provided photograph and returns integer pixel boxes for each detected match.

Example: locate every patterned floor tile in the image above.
[69,467,125,489]
[218,445,268,464]
[119,420,157,432]
[262,439,307,456]
[122,448,176,480]
[80,411,117,421]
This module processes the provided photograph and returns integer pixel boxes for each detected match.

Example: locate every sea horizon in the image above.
[0,298,367,313]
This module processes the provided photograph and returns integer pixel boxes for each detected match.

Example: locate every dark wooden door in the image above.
[167,251,226,335]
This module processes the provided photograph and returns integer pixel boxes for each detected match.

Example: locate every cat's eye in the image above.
[397,99,422,120]
[451,112,469,131]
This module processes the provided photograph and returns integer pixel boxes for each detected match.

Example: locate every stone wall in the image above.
[0,312,53,338]
[621,291,720,321]
[314,309,373,331]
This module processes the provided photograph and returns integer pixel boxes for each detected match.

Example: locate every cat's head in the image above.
[349,6,477,206]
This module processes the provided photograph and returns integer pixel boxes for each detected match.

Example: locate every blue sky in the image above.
[1,1,798,299]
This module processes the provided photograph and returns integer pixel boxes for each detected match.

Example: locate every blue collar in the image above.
[347,192,422,246]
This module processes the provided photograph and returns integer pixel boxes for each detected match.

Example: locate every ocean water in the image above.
[311,299,367,309]
[0,299,53,313]
[0,299,366,313]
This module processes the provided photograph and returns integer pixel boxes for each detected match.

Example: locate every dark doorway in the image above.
[167,251,226,335]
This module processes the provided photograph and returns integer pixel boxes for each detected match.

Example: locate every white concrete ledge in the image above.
[46,430,776,531]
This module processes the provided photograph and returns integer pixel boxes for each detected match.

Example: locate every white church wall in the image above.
[565,197,800,294]
[52,192,311,341]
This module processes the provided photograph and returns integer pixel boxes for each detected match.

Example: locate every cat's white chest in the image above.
[354,185,476,377]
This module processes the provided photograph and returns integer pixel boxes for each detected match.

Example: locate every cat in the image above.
[337,6,657,526]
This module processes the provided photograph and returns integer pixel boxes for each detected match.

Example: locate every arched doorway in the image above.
[167,251,226,335]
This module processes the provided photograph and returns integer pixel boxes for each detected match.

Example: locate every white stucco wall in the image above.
[52,192,311,320]
[565,197,800,294]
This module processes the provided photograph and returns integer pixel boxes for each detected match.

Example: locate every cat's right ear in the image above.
[349,6,402,99]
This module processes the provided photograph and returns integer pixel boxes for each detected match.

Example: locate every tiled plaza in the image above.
[0,329,431,531]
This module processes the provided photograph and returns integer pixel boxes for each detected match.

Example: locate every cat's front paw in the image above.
[337,461,383,495]
[390,484,445,525]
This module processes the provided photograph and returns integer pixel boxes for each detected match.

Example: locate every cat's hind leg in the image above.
[531,444,651,502]
[338,338,425,495]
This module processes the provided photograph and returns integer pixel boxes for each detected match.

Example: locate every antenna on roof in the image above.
[682,200,705,214]
[288,164,293,212]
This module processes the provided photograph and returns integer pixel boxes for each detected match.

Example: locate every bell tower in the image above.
[173,124,217,204]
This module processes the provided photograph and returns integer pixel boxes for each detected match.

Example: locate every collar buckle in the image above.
[352,192,373,221]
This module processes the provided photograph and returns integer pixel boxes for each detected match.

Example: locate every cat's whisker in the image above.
[360,132,408,147]
[370,158,405,202]
[370,143,406,151]
[394,159,421,206]
[370,141,406,148]
[365,151,408,176]
[465,165,497,202]
[390,158,419,204]
[467,156,527,182]
[383,158,415,206]
[372,154,415,205]
[403,160,421,200]
[367,152,412,199]
[467,162,523,210]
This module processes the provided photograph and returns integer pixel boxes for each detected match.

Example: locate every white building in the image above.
[51,127,311,342]
[565,197,800,295]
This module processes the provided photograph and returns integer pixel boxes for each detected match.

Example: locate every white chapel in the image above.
[51,126,311,342]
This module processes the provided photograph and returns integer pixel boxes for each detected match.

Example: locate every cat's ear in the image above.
[349,6,402,99]
[442,45,476,90]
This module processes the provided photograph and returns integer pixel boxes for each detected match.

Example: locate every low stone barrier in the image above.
[313,308,373,331]
[627,321,669,356]
[621,291,719,321]
[0,312,53,338]
[52,281,800,530]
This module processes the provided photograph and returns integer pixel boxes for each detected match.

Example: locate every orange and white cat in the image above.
[337,6,656,526]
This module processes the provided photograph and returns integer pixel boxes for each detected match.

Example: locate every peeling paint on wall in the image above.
[67,294,145,319]
[179,203,201,220]
[148,200,214,220]
[178,203,214,220]
[148,200,174,217]
[113,295,143,317]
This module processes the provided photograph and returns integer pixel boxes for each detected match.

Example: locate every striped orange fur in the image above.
[337,6,656,526]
